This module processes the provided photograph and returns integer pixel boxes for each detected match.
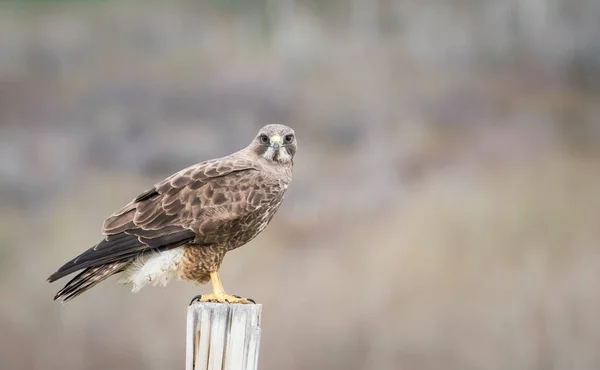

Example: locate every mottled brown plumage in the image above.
[49,124,296,303]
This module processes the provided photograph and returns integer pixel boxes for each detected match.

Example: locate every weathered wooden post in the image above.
[186,303,263,370]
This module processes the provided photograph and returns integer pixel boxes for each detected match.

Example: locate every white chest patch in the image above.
[118,247,185,293]
[262,147,292,164]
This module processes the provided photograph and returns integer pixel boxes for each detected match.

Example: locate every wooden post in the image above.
[186,303,263,370]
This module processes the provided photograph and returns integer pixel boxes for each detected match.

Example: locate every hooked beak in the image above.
[270,135,282,150]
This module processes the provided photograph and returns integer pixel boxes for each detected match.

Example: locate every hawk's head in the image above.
[251,124,297,164]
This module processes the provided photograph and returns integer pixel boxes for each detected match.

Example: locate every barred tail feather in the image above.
[54,261,130,302]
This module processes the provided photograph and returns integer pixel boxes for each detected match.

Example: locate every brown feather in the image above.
[54,261,130,302]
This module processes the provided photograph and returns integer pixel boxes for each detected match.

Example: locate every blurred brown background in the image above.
[1,0,599,369]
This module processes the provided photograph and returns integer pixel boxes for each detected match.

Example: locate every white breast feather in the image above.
[118,247,185,293]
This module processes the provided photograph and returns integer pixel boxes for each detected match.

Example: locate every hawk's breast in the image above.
[226,194,285,251]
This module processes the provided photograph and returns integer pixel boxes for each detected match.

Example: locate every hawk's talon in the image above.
[189,295,203,305]
[194,292,253,304]
[233,295,256,304]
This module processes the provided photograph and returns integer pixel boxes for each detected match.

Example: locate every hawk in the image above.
[48,124,296,304]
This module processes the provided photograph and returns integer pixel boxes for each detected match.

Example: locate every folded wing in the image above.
[48,156,260,285]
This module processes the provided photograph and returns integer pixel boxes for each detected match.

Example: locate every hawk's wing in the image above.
[48,156,264,283]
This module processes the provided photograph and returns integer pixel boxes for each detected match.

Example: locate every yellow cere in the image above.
[270,135,282,145]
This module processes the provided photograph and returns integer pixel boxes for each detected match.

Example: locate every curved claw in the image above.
[189,295,203,306]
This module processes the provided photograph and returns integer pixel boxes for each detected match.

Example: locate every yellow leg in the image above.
[198,271,252,304]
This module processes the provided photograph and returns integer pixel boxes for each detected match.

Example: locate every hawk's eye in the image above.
[284,134,294,143]
[259,134,269,144]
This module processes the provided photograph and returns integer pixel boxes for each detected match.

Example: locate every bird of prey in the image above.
[48,124,296,304]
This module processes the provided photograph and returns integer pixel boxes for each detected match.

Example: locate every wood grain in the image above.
[186,303,262,370]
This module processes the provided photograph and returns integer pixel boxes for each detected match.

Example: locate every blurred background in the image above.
[1,0,599,369]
